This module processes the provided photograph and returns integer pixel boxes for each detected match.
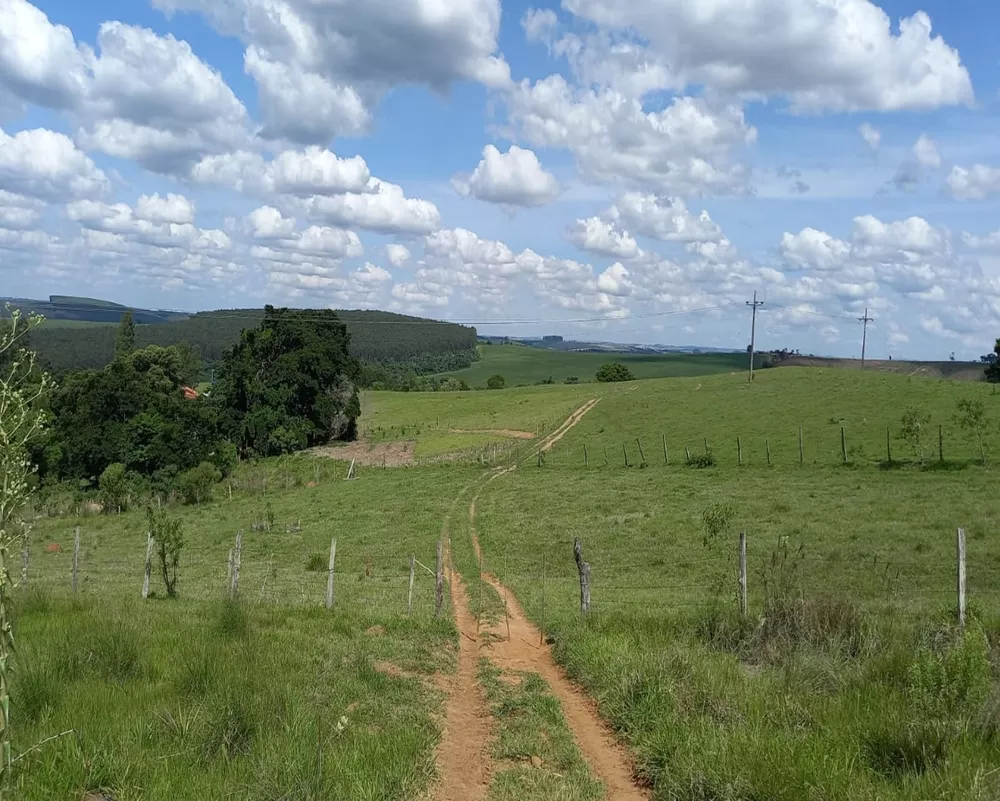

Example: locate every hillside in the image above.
[439,343,750,386]
[23,308,478,373]
[778,355,987,382]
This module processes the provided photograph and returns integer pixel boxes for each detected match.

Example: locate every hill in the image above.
[778,354,987,382]
[439,343,750,386]
[20,307,478,374]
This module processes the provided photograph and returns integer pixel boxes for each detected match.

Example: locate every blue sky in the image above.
[2,0,1000,358]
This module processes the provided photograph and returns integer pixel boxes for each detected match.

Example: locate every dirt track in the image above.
[434,397,648,800]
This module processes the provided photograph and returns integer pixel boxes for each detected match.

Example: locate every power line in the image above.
[858,308,874,369]
[746,292,764,383]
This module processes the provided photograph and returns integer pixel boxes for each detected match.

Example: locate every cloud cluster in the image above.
[453,145,560,207]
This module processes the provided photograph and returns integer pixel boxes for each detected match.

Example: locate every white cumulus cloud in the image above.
[453,145,560,207]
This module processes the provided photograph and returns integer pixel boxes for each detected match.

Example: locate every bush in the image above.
[486,374,506,390]
[907,626,991,719]
[564,376,580,384]
[178,461,222,505]
[596,363,636,383]
[147,506,185,597]
[305,553,326,572]
[685,452,716,468]
[99,462,131,513]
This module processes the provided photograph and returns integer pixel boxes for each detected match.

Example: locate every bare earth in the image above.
[447,428,537,439]
[309,440,415,467]
[434,397,649,801]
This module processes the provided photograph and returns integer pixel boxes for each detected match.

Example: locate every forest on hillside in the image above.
[25,309,479,377]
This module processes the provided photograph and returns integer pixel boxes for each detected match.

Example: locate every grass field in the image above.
[440,345,747,387]
[12,365,1000,799]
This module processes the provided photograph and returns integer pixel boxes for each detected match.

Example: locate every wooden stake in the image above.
[141,532,153,599]
[72,526,80,593]
[685,445,691,463]
[636,438,646,466]
[603,445,608,465]
[798,427,804,465]
[231,530,243,598]
[939,425,944,463]
[886,427,892,464]
[662,434,668,465]
[435,540,445,618]
[739,532,748,617]
[573,538,591,615]
[737,436,743,466]
[326,537,337,610]
[584,444,589,467]
[540,553,547,646]
[407,555,416,616]
[623,442,630,468]
[957,528,967,627]
[841,427,847,464]
[765,439,771,466]
[704,437,710,455]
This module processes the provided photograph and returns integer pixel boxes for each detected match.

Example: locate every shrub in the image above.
[486,374,506,390]
[147,506,185,598]
[99,462,131,513]
[564,376,580,384]
[596,362,636,383]
[900,407,930,463]
[178,461,222,505]
[685,452,716,468]
[907,626,991,719]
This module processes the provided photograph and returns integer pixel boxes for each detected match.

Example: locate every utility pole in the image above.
[746,291,764,383]
[858,307,874,369]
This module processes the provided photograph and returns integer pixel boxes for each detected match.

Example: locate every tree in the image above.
[216,307,360,457]
[985,339,1000,383]
[0,307,51,790]
[900,407,930,464]
[955,398,989,465]
[178,461,222,504]
[596,363,636,383]
[486,374,506,390]
[115,310,136,358]
[147,506,184,598]
[99,463,131,513]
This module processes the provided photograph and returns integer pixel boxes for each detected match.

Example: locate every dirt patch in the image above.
[365,625,386,637]
[310,440,414,467]
[373,660,412,679]
[447,428,536,440]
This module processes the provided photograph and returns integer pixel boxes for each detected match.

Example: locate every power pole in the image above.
[746,291,764,383]
[858,307,874,369]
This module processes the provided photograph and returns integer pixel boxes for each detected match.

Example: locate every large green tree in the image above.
[216,307,360,456]
[986,339,1000,383]
[49,345,224,481]
[115,310,136,358]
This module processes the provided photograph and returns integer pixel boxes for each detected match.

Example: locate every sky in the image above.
[2,0,1000,359]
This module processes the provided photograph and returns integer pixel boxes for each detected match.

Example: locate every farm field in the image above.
[13,366,1000,799]
[439,344,748,387]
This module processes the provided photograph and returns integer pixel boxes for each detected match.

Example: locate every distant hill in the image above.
[4,297,478,375]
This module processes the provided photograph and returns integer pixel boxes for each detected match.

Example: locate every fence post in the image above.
[685,446,691,463]
[957,528,967,627]
[636,438,646,466]
[72,526,80,593]
[141,532,153,599]
[765,439,771,466]
[573,538,591,615]
[435,539,444,618]
[662,434,668,465]
[623,443,629,468]
[584,444,588,467]
[841,427,847,464]
[407,555,415,616]
[326,537,337,610]
[798,427,804,465]
[603,445,608,466]
[231,530,243,599]
[939,425,944,463]
[739,532,748,617]
[704,438,710,455]
[737,436,742,466]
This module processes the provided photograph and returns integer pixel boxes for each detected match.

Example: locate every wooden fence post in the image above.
[662,434,668,465]
[326,537,337,610]
[739,532,748,617]
[798,427,804,465]
[231,530,243,599]
[435,540,444,618]
[407,555,415,616]
[704,438,710,455]
[603,445,608,465]
[584,444,588,467]
[684,446,691,463]
[841,427,847,464]
[72,526,80,593]
[939,425,944,463]
[886,427,892,464]
[573,538,591,615]
[623,443,629,468]
[957,528,967,627]
[141,532,153,599]
[737,436,742,466]
[765,439,771,466]
[636,438,646,466]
